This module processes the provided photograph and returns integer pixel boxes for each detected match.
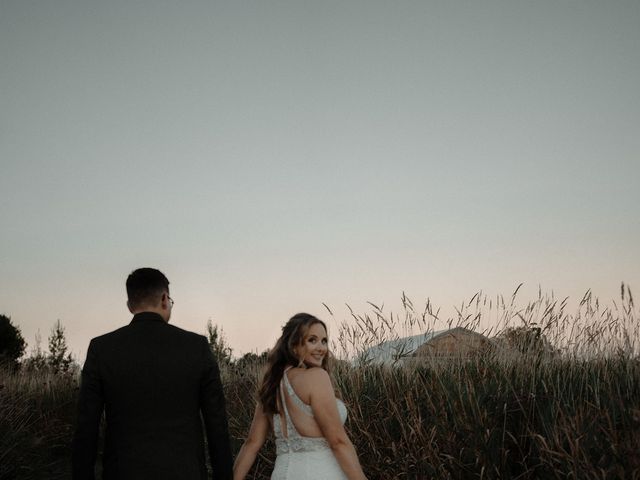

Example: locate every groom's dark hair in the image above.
[126,268,170,309]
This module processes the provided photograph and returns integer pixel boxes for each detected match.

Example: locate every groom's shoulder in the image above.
[165,323,208,343]
[91,325,129,343]
[89,322,207,345]
[84,326,128,354]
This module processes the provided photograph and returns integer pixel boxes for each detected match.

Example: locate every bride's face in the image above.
[298,322,328,368]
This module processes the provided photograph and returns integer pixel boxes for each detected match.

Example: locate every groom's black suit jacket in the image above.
[72,312,233,480]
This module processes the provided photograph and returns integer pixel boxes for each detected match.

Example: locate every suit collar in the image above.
[130,312,166,324]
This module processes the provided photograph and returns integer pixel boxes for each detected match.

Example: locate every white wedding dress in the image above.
[271,369,348,479]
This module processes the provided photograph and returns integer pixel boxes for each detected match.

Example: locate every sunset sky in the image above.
[1,0,638,360]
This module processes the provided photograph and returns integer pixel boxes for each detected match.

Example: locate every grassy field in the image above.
[2,287,639,479]
[0,369,77,479]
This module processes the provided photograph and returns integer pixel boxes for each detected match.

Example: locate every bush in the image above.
[0,314,26,367]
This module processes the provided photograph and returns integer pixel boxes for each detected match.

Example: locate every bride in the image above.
[233,313,367,480]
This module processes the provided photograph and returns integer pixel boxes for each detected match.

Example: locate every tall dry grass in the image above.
[0,368,77,479]
[223,285,640,479]
[2,286,639,479]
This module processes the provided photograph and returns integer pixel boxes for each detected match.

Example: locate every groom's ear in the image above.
[127,300,134,313]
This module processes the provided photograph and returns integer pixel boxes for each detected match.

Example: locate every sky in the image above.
[1,0,639,360]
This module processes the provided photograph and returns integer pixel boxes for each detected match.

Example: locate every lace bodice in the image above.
[273,369,347,455]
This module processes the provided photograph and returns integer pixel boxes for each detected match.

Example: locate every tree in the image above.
[206,319,233,365]
[21,330,48,372]
[234,350,269,371]
[47,319,73,374]
[0,314,26,367]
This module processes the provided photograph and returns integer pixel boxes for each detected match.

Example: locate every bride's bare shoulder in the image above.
[301,367,332,389]
[304,366,329,378]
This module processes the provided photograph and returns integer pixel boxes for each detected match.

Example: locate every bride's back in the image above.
[277,367,325,438]
[277,366,348,440]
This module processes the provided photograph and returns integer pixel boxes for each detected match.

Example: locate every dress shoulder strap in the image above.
[282,368,314,417]
[278,369,304,438]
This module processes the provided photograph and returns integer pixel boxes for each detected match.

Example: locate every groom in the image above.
[72,268,233,479]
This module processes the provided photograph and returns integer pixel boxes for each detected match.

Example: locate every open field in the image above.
[2,288,639,479]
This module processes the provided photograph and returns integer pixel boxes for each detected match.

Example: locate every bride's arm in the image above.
[307,368,368,480]
[233,402,269,480]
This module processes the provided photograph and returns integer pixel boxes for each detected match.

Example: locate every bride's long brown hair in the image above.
[258,313,332,415]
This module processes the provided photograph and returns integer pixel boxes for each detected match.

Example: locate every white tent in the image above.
[357,330,445,365]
